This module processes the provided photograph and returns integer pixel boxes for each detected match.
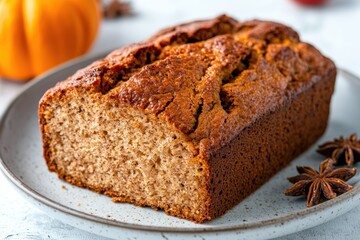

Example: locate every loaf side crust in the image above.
[208,68,335,218]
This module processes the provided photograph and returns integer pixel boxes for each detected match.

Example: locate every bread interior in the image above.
[43,91,208,219]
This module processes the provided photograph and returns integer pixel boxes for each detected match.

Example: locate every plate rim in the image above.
[0,53,359,234]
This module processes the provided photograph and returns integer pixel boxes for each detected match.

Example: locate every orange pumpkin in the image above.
[0,0,101,81]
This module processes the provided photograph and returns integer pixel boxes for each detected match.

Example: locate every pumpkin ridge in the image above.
[0,0,100,81]
[70,0,101,54]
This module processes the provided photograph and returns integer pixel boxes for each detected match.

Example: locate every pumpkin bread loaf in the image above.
[39,15,336,223]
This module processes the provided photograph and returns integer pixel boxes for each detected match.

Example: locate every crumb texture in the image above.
[42,94,208,221]
[39,15,336,223]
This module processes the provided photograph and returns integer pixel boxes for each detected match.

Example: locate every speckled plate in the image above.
[1,53,360,240]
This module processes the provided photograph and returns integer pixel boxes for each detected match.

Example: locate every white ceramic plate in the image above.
[1,54,360,240]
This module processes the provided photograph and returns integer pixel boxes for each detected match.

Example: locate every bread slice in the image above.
[39,15,336,223]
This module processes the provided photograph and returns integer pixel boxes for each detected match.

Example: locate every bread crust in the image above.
[39,15,336,223]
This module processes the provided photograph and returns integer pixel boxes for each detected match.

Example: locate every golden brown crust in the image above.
[39,15,336,223]
[40,15,334,154]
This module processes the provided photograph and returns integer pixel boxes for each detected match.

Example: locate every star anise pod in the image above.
[317,133,360,166]
[284,158,356,207]
[102,0,131,19]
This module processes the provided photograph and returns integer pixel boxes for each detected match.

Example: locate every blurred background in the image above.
[1,0,360,239]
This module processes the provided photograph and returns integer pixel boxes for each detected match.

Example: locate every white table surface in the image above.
[1,0,360,239]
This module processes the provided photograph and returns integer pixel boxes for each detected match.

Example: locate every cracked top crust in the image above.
[42,15,336,153]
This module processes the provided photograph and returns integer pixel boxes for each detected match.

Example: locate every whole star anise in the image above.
[284,158,356,207]
[317,133,360,167]
[102,0,131,19]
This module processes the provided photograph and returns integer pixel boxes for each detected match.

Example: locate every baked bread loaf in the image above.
[39,15,336,223]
